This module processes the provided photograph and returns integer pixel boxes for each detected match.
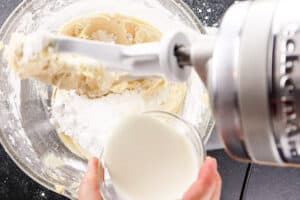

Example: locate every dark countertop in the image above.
[1,1,300,200]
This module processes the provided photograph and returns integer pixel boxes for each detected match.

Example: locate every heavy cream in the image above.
[103,114,202,200]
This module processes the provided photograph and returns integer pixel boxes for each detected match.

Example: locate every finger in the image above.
[183,157,218,200]
[79,157,104,200]
[211,170,222,200]
[210,158,222,200]
[198,157,218,178]
[199,157,222,200]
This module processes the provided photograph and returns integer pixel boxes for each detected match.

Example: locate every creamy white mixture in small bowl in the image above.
[101,111,205,200]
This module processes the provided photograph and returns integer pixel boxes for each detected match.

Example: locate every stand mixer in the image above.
[173,0,300,167]
[40,0,300,167]
[194,0,300,167]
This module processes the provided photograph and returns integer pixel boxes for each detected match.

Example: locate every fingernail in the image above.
[206,157,217,170]
[87,157,99,174]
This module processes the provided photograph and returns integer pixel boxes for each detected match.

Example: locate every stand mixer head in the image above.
[177,0,300,167]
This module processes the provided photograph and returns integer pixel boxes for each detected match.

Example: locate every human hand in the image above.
[183,157,222,200]
[79,156,221,200]
[79,157,104,200]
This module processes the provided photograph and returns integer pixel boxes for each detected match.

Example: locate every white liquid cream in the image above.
[103,114,202,200]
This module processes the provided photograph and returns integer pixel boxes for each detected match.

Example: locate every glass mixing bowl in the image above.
[0,0,214,199]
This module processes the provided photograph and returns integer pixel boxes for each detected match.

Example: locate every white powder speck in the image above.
[22,31,51,62]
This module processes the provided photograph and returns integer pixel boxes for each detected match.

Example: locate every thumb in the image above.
[183,157,221,200]
[79,157,104,200]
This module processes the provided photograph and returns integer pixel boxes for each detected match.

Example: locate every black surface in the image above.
[0,145,68,200]
[184,0,234,26]
[0,0,246,200]
[245,165,300,200]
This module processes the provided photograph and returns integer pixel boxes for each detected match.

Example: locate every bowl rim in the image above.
[0,0,213,199]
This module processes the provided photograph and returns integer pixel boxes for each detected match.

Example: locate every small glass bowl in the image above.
[100,111,206,200]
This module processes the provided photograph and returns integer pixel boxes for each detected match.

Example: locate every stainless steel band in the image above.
[238,0,282,164]
[209,1,251,162]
